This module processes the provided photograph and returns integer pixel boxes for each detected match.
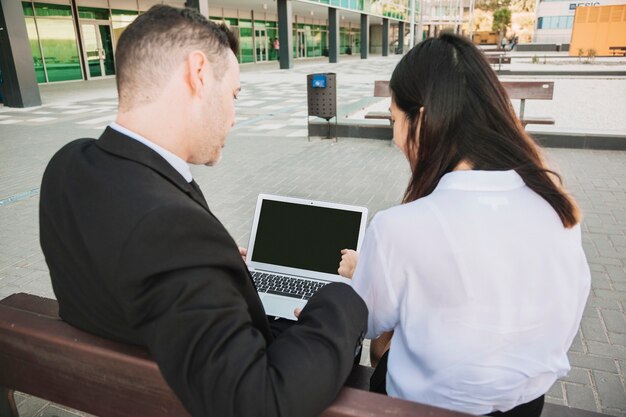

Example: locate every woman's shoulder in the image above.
[370,198,435,231]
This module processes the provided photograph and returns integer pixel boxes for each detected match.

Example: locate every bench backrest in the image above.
[374,80,391,97]
[0,294,189,417]
[0,293,468,417]
[0,293,611,417]
[501,81,554,100]
[485,56,511,64]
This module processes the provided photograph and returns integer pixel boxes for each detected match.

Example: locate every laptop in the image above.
[246,194,368,320]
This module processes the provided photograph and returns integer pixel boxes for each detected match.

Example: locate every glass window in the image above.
[238,19,252,28]
[111,9,138,17]
[111,10,137,49]
[25,18,46,83]
[78,6,109,20]
[23,2,35,17]
[567,16,574,28]
[36,18,82,81]
[238,27,254,63]
[34,2,73,17]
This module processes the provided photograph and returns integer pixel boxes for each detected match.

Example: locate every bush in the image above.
[586,48,597,63]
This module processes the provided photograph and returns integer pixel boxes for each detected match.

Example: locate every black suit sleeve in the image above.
[113,203,367,417]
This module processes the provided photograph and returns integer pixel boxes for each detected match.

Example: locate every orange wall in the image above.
[569,4,626,56]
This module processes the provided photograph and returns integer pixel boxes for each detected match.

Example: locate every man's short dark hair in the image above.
[115,5,239,111]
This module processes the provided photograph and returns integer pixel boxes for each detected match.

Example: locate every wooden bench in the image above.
[364,80,392,121]
[485,55,511,70]
[0,292,467,417]
[609,46,626,56]
[501,81,555,127]
[361,80,554,129]
[0,293,611,417]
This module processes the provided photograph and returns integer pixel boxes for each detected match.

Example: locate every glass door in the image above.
[296,30,307,58]
[254,29,268,62]
[81,22,115,79]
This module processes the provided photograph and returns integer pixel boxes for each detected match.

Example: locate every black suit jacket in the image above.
[39,127,368,417]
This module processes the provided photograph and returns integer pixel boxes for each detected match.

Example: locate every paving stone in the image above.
[586,341,626,360]
[582,316,610,343]
[547,382,565,400]
[16,395,48,417]
[564,383,599,411]
[609,332,626,346]
[600,407,626,417]
[568,352,619,373]
[36,404,94,417]
[604,266,626,283]
[601,310,626,334]
[562,367,592,385]
[592,370,626,411]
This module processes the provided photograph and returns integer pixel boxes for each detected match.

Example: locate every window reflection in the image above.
[36,18,82,82]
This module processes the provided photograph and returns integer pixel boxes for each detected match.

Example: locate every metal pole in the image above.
[416,0,424,44]
[409,0,415,48]
[469,0,475,39]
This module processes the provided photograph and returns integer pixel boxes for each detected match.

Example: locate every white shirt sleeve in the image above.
[351,217,400,340]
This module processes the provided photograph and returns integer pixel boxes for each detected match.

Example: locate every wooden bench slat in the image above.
[0,292,59,317]
[0,302,189,417]
[501,82,554,100]
[373,81,390,97]
[364,111,392,120]
[521,117,556,126]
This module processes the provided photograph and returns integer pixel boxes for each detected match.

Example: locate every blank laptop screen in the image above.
[251,199,362,275]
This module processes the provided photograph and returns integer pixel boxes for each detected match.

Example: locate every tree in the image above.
[493,8,512,33]
[476,0,511,13]
[492,7,512,48]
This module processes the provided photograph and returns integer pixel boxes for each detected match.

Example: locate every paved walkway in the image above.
[1,55,625,417]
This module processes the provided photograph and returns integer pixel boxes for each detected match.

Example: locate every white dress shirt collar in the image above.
[435,170,525,192]
[109,122,193,183]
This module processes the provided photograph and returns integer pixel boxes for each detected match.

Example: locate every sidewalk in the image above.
[0,55,625,416]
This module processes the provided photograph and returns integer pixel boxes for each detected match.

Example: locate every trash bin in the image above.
[307,73,337,141]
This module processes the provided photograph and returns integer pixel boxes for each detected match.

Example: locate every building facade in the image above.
[2,0,469,90]
[533,0,625,44]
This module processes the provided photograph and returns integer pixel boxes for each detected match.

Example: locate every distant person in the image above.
[501,35,508,51]
[272,37,280,60]
[511,34,519,50]
[338,33,590,417]
[39,5,367,417]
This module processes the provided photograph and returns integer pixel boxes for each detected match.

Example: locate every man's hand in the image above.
[338,249,358,279]
[238,247,247,262]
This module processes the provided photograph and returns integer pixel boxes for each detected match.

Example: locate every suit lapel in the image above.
[96,127,212,213]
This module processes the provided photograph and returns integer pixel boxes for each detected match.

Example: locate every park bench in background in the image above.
[485,55,511,70]
[609,46,626,56]
[501,81,555,127]
[362,80,554,129]
[0,293,609,417]
[364,80,392,121]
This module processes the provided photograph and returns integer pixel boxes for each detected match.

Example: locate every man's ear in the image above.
[186,50,211,97]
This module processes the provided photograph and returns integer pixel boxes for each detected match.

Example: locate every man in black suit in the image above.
[39,6,367,417]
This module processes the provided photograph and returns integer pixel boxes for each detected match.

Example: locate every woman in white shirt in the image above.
[339,33,590,417]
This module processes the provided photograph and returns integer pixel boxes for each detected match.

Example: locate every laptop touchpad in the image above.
[261,294,306,321]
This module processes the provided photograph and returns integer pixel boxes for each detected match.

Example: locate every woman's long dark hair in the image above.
[390,33,579,228]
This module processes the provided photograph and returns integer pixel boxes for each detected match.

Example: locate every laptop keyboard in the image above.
[251,271,327,300]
